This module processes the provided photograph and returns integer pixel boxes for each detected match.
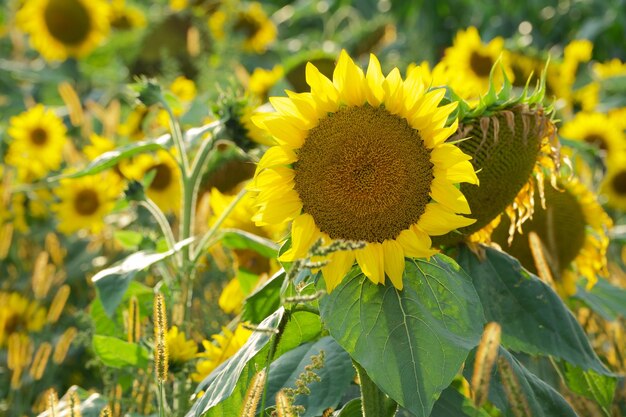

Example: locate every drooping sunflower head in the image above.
[0,292,47,347]
[250,51,479,291]
[492,176,612,297]
[6,105,67,181]
[434,70,559,246]
[602,153,626,211]
[52,173,123,235]
[16,0,110,61]
[441,26,514,99]
[120,150,181,214]
[560,112,625,156]
[209,1,276,54]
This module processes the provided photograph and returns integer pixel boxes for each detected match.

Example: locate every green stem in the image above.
[191,187,248,262]
[158,381,167,417]
[165,106,190,176]
[353,361,398,417]
[139,199,180,266]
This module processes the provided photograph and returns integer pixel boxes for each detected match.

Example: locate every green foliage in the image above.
[320,255,485,417]
[92,335,150,369]
[575,278,626,321]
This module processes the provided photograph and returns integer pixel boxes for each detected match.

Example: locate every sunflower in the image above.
[560,112,625,156]
[6,105,67,180]
[593,58,626,78]
[109,0,146,30]
[249,51,478,291]
[82,134,116,161]
[0,292,47,347]
[209,2,277,54]
[118,105,151,141]
[441,26,514,99]
[248,65,283,101]
[52,173,123,235]
[492,176,611,296]
[120,150,182,214]
[191,324,252,382]
[166,326,198,364]
[16,0,110,61]
[602,153,626,211]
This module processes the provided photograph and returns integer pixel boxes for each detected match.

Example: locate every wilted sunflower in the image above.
[209,2,277,53]
[602,153,626,211]
[121,150,181,214]
[441,26,514,99]
[191,324,252,382]
[250,51,478,291]
[560,112,625,155]
[0,292,47,347]
[52,173,123,235]
[492,176,612,296]
[16,0,110,61]
[6,105,67,180]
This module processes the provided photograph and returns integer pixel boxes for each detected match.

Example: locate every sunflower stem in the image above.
[353,361,398,417]
[157,380,167,417]
[138,199,181,266]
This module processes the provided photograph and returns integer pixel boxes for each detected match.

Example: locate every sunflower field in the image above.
[2,0,626,416]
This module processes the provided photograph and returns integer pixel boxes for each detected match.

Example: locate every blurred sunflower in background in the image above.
[192,324,252,382]
[250,51,478,290]
[209,1,276,54]
[166,326,198,365]
[121,150,182,214]
[0,292,47,347]
[560,112,625,155]
[16,0,110,61]
[602,154,626,211]
[52,173,123,235]
[5,105,67,181]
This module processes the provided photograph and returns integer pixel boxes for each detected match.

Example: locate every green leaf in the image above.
[114,230,144,250]
[320,255,485,417]
[92,335,150,369]
[564,363,616,413]
[466,347,578,417]
[275,311,323,358]
[47,135,171,181]
[188,308,285,416]
[91,281,154,338]
[575,278,626,321]
[332,398,362,417]
[242,270,285,324]
[457,246,610,375]
[220,228,279,259]
[93,238,193,316]
[265,337,354,417]
[429,387,492,417]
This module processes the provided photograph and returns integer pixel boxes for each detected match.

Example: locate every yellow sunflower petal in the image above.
[418,203,476,235]
[382,240,405,289]
[365,54,385,107]
[430,176,472,214]
[355,243,385,285]
[333,50,366,106]
[279,213,320,261]
[396,225,438,258]
[321,250,356,292]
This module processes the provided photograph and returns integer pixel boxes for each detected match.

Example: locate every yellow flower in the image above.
[120,150,181,214]
[16,0,110,61]
[441,26,514,99]
[493,176,611,296]
[602,153,626,211]
[156,76,197,127]
[166,326,198,364]
[170,0,188,11]
[218,278,245,315]
[209,2,277,53]
[83,134,116,161]
[0,292,47,347]
[118,105,150,141]
[560,112,625,155]
[52,173,123,235]
[248,65,284,101]
[110,0,146,30]
[406,61,475,102]
[191,324,252,382]
[241,106,275,146]
[250,51,478,291]
[593,58,626,78]
[6,105,67,180]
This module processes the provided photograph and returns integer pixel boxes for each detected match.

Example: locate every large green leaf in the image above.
[564,363,616,414]
[92,335,150,369]
[187,308,285,416]
[220,229,279,259]
[47,135,171,181]
[320,255,485,417]
[91,281,154,338]
[575,278,626,321]
[428,387,492,417]
[93,238,193,316]
[274,311,323,358]
[332,399,362,417]
[265,337,355,417]
[242,270,285,324]
[466,348,578,417]
[457,246,609,375]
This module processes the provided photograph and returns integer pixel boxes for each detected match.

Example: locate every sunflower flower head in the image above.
[602,153,626,211]
[560,112,626,156]
[250,51,479,291]
[209,2,276,54]
[166,326,198,365]
[16,0,110,61]
[6,105,67,181]
[492,175,611,296]
[191,324,252,382]
[0,292,47,347]
[52,172,123,235]
[435,70,559,245]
